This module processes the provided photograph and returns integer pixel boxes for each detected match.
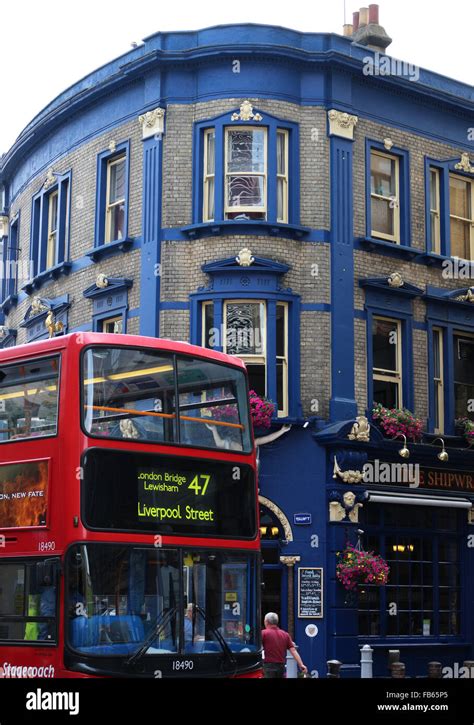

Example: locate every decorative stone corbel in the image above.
[329,491,364,523]
[455,288,474,303]
[231,101,262,122]
[236,248,255,267]
[43,169,57,190]
[347,416,371,442]
[327,110,358,140]
[96,273,109,289]
[139,107,165,140]
[388,272,404,288]
[454,152,474,174]
[31,298,49,315]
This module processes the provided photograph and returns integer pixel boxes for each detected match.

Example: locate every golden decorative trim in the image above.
[259,495,293,542]
[333,456,365,484]
[45,311,64,338]
[280,556,301,567]
[454,288,474,303]
[347,416,371,442]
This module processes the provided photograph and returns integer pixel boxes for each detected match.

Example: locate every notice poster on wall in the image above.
[297,567,323,619]
[0,460,49,529]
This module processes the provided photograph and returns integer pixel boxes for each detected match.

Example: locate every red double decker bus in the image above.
[0,333,261,678]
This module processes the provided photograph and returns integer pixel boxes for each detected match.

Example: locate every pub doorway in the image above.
[260,505,287,628]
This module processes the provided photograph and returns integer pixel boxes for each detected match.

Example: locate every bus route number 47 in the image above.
[188,475,210,496]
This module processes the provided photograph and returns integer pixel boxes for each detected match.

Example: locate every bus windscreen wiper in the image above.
[125,607,177,667]
[192,604,237,668]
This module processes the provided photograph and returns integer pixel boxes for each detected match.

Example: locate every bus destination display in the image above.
[82,448,256,538]
[137,467,216,526]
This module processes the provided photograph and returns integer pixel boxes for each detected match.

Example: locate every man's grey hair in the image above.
[264,612,279,625]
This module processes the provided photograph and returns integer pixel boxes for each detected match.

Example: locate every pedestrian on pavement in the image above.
[261,612,308,678]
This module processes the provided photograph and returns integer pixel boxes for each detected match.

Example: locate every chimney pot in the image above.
[352,11,360,31]
[343,23,354,36]
[359,7,369,27]
[369,4,379,24]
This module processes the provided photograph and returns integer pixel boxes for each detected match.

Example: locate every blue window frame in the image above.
[83,276,132,333]
[426,289,474,435]
[94,141,130,249]
[365,140,411,246]
[367,310,414,412]
[30,172,71,277]
[424,157,474,261]
[193,109,299,226]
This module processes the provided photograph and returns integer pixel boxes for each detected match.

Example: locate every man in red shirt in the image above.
[261,612,308,678]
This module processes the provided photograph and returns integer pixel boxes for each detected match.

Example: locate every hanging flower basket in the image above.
[372,403,424,442]
[249,390,275,430]
[455,418,474,446]
[336,544,390,591]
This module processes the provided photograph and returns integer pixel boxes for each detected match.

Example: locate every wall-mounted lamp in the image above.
[393,433,410,459]
[432,437,449,463]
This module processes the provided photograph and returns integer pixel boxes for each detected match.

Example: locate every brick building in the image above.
[0,7,473,676]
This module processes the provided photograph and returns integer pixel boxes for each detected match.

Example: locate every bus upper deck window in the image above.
[0,357,60,443]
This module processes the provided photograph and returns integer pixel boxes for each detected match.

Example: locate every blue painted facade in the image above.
[0,22,474,678]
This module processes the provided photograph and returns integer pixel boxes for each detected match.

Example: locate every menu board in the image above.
[297,568,323,619]
[0,460,49,529]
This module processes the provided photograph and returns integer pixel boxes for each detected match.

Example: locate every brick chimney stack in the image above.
[344,4,392,53]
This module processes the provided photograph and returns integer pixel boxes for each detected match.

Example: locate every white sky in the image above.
[1,0,472,154]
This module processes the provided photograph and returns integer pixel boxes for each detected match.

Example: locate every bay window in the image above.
[196,109,298,227]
